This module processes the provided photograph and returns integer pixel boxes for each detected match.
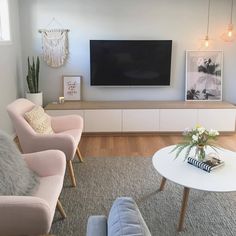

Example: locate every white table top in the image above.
[152,145,236,192]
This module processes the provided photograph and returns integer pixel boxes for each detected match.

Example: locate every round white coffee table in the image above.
[152,145,236,232]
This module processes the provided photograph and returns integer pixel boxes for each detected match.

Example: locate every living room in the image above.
[1,0,236,235]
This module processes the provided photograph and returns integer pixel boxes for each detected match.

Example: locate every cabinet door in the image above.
[198,109,236,131]
[159,109,198,131]
[123,109,159,132]
[84,110,122,132]
[45,110,84,118]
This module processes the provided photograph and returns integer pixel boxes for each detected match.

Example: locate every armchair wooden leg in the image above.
[67,160,76,187]
[76,147,84,163]
[57,200,67,219]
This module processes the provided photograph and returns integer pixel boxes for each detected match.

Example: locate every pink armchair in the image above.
[7,98,84,187]
[0,150,66,236]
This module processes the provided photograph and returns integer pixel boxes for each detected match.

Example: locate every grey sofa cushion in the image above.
[108,197,151,236]
[0,131,39,195]
[87,215,107,236]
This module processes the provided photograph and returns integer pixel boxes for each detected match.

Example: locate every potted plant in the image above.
[25,56,42,106]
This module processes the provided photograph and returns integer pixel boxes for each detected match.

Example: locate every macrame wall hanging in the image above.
[39,19,70,68]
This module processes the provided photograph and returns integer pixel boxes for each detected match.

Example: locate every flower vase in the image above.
[196,145,206,161]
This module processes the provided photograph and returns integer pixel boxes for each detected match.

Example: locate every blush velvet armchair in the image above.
[0,150,66,236]
[7,98,84,187]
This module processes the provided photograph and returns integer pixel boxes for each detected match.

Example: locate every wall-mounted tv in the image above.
[90,40,172,86]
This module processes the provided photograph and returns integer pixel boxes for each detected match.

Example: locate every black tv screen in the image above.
[90,40,172,86]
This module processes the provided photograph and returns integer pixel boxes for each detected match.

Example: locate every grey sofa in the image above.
[86,197,151,236]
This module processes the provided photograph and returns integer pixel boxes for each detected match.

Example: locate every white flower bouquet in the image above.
[172,125,219,160]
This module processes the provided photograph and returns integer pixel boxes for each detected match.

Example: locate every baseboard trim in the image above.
[82,131,236,137]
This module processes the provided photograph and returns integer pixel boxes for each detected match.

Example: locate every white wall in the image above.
[0,0,23,134]
[19,0,236,105]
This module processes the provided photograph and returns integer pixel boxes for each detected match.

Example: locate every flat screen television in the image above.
[90,40,172,86]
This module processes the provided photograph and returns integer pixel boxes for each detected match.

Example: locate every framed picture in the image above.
[185,51,223,101]
[63,76,81,100]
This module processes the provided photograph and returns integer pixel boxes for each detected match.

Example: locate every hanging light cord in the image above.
[230,0,233,25]
[206,0,211,36]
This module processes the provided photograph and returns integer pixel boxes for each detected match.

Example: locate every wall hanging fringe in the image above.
[39,29,69,68]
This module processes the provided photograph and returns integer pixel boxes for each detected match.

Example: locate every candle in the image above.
[59,97,64,104]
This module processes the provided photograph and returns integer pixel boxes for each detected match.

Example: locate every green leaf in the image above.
[32,57,36,93]
[27,57,34,93]
[36,56,40,93]
[207,144,221,153]
[184,144,195,160]
[26,56,40,93]
[172,143,190,160]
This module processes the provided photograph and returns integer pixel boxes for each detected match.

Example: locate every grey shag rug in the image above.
[51,157,236,236]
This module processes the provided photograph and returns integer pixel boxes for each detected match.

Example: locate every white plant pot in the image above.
[26,92,43,106]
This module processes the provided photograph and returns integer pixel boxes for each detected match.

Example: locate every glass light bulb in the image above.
[204,39,209,47]
[228,30,232,37]
[204,35,209,48]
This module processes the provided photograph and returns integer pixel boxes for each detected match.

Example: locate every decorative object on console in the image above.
[171,125,219,161]
[221,0,235,42]
[63,76,81,100]
[185,51,223,101]
[25,56,43,106]
[38,18,69,68]
[59,96,65,104]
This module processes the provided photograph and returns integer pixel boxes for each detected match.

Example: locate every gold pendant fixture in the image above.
[221,0,235,42]
[204,0,211,48]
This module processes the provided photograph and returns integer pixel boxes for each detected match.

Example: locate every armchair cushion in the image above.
[108,197,151,236]
[51,115,83,133]
[87,215,107,236]
[0,131,39,195]
[24,106,54,134]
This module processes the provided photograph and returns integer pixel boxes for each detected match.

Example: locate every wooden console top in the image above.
[45,101,236,110]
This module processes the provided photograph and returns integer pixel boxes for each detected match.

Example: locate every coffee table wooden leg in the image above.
[178,187,190,232]
[159,177,167,191]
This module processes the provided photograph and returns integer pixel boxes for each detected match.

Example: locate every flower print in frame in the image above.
[185,51,223,101]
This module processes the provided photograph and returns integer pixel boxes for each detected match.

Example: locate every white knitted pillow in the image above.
[24,106,54,134]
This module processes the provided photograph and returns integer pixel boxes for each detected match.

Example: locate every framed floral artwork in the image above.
[63,76,81,100]
[185,51,223,101]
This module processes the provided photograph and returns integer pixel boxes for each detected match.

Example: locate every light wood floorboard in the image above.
[79,133,236,157]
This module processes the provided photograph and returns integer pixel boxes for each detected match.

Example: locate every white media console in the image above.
[45,101,236,133]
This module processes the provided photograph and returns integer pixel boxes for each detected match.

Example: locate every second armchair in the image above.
[7,98,84,187]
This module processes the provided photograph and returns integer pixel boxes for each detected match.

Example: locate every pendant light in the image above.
[221,0,235,42]
[204,0,211,48]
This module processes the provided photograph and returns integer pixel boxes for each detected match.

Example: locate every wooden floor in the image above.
[79,133,236,157]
